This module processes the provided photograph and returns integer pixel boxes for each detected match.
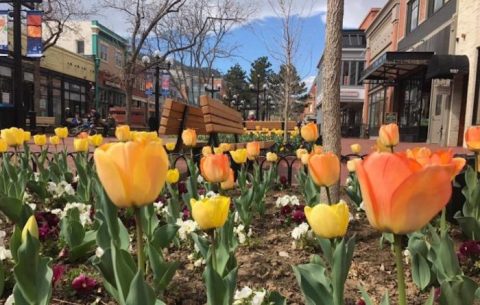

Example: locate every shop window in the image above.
[115,50,123,67]
[429,0,445,16]
[407,0,419,33]
[341,61,365,86]
[76,40,85,54]
[368,89,385,129]
[100,44,108,61]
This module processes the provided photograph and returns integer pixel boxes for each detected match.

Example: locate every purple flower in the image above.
[434,287,441,302]
[292,210,306,223]
[280,205,292,216]
[72,274,97,294]
[198,188,206,196]
[182,206,191,220]
[356,300,366,305]
[178,181,187,194]
[52,264,66,286]
[279,176,288,186]
[35,211,60,241]
[58,247,69,259]
[458,240,480,258]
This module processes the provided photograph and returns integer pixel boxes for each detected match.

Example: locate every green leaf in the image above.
[147,244,179,292]
[61,219,85,248]
[423,288,435,305]
[151,224,179,249]
[125,271,157,305]
[292,263,333,305]
[111,244,137,305]
[191,233,209,259]
[380,293,390,305]
[0,197,32,226]
[358,286,375,305]
[0,263,4,297]
[411,254,431,290]
[203,261,238,305]
[439,276,478,305]
[267,291,287,305]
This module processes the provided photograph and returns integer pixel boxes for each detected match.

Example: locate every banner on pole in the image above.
[0,12,8,57]
[26,11,43,58]
[161,72,170,97]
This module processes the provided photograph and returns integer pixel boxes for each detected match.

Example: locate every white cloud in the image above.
[302,75,316,90]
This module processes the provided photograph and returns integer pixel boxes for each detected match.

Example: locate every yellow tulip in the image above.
[165,142,176,152]
[308,152,340,187]
[347,158,361,172]
[301,153,310,165]
[94,140,169,208]
[266,152,278,162]
[21,215,39,242]
[74,138,89,152]
[54,127,68,139]
[213,147,224,154]
[221,168,235,190]
[246,141,260,160]
[49,135,60,146]
[166,168,180,184]
[33,134,47,146]
[1,127,25,147]
[200,154,230,183]
[23,131,31,142]
[132,131,158,143]
[191,196,230,230]
[202,146,213,157]
[0,138,7,152]
[115,125,131,142]
[296,148,308,159]
[301,122,319,142]
[230,148,247,164]
[350,143,362,154]
[378,123,399,148]
[465,126,480,152]
[305,202,349,239]
[219,143,231,152]
[88,134,104,147]
[182,129,197,147]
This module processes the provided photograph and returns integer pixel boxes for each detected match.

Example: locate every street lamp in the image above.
[204,74,221,98]
[142,51,173,133]
[265,95,272,120]
[231,94,238,109]
[249,74,268,120]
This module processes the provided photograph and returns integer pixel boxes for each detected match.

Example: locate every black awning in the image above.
[360,52,434,83]
[426,55,469,79]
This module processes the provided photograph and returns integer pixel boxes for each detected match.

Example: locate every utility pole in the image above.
[13,0,25,128]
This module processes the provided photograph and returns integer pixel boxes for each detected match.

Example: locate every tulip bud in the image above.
[350,143,361,154]
[33,134,47,147]
[22,215,39,242]
[115,125,131,142]
[23,131,31,142]
[182,129,197,147]
[49,135,60,146]
[305,202,349,239]
[213,146,224,154]
[200,154,230,183]
[301,122,319,142]
[308,152,340,187]
[246,141,260,160]
[296,148,308,159]
[0,139,7,153]
[301,153,310,165]
[191,195,230,230]
[88,134,104,147]
[219,143,231,152]
[230,148,247,164]
[266,152,278,162]
[465,126,480,153]
[378,123,399,148]
[74,138,89,152]
[165,142,176,152]
[54,127,68,139]
[1,127,25,147]
[166,169,180,184]
[347,158,360,172]
[221,168,235,190]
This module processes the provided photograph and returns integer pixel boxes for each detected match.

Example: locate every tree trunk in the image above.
[321,0,344,202]
[283,64,290,143]
[125,82,133,125]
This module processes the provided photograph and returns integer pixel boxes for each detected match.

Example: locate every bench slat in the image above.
[205,124,243,135]
[199,96,243,121]
[203,115,243,129]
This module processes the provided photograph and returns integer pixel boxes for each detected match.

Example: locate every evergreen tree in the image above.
[224,64,249,105]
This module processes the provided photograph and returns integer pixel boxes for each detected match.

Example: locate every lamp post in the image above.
[231,94,238,110]
[204,74,221,98]
[249,74,268,120]
[94,57,101,111]
[142,50,172,133]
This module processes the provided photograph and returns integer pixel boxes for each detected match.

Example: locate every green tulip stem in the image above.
[475,152,479,174]
[390,146,394,153]
[134,207,145,273]
[211,229,217,272]
[325,186,332,205]
[440,207,447,238]
[393,234,407,305]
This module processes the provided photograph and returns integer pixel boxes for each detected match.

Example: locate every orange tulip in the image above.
[182,129,197,147]
[301,122,319,142]
[308,152,340,187]
[246,141,260,160]
[378,123,399,148]
[465,126,480,152]
[200,153,230,183]
[406,148,465,178]
[312,145,323,155]
[356,152,454,234]
[221,168,235,190]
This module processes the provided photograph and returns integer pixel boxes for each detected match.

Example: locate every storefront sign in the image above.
[105,80,121,89]
[161,72,170,97]
[384,112,398,124]
[0,12,8,57]
[26,11,43,58]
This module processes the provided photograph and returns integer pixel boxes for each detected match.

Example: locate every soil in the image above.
[0,186,479,305]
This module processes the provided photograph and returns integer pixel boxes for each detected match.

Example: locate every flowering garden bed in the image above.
[0,124,479,305]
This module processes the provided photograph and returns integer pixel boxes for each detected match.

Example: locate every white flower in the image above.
[64,184,75,196]
[95,247,104,258]
[247,228,253,237]
[63,203,92,226]
[23,192,32,202]
[193,258,205,267]
[291,223,309,240]
[252,290,266,305]
[359,201,365,211]
[403,249,411,265]
[5,294,14,305]
[33,172,40,182]
[47,182,57,194]
[0,230,6,246]
[345,177,352,185]
[289,195,300,206]
[205,191,217,198]
[176,219,197,240]
[50,208,62,216]
[197,175,204,184]
[238,232,246,244]
[28,203,36,211]
[347,185,354,191]
[0,246,12,261]
[153,201,164,211]
[234,212,240,223]
[234,286,253,300]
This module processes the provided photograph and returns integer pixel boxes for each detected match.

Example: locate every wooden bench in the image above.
[199,95,244,146]
[110,107,148,130]
[159,98,207,151]
[26,116,55,133]
[244,120,297,132]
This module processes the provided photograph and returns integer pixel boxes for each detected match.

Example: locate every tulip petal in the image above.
[94,149,131,208]
[390,166,452,234]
